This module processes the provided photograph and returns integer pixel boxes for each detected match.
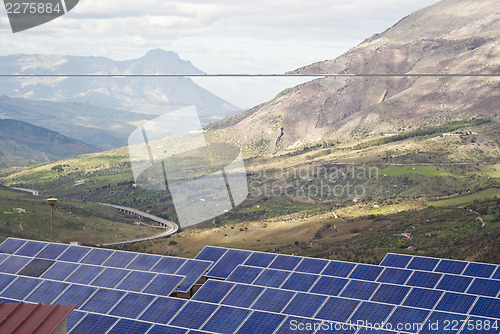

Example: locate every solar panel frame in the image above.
[17,258,55,277]
[143,274,185,296]
[57,245,91,262]
[200,305,251,334]
[321,260,356,277]
[385,306,430,333]
[41,261,80,280]
[195,245,228,262]
[14,240,47,257]
[70,312,118,334]
[192,280,235,304]
[340,280,379,300]
[53,284,98,307]
[282,292,327,317]
[403,287,443,309]
[107,318,153,334]
[79,248,114,265]
[275,316,323,334]
[102,250,138,268]
[0,276,42,300]
[435,292,477,314]
[226,265,263,284]
[205,248,251,279]
[467,278,500,297]
[220,284,265,308]
[377,267,412,285]
[280,272,320,292]
[294,257,329,274]
[434,259,468,275]
[109,292,156,319]
[80,288,126,313]
[65,264,104,285]
[147,325,189,334]
[349,264,384,281]
[419,311,467,334]
[116,271,157,292]
[67,310,87,332]
[0,255,32,274]
[251,287,296,313]
[253,268,292,288]
[469,297,500,319]
[314,296,360,322]
[379,253,412,268]
[268,254,302,271]
[459,316,500,334]
[492,267,500,280]
[309,275,349,296]
[407,256,440,271]
[175,259,212,293]
[0,273,16,294]
[463,263,497,278]
[139,296,187,324]
[169,300,218,330]
[126,253,162,271]
[406,270,442,288]
[0,238,26,254]
[25,280,69,304]
[89,267,130,289]
[151,257,187,274]
[243,252,277,268]
[436,274,473,293]
[35,243,69,260]
[349,301,394,326]
[370,284,410,305]
[235,310,286,334]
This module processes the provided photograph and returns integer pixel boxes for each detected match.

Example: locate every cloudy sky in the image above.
[0,0,441,108]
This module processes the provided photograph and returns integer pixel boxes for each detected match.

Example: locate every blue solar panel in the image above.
[65,264,104,284]
[321,261,356,277]
[315,296,359,322]
[349,264,383,281]
[470,297,500,319]
[253,268,291,288]
[377,267,412,285]
[244,252,277,268]
[403,287,443,309]
[386,307,430,333]
[116,271,156,292]
[169,301,218,329]
[176,260,212,292]
[127,253,162,271]
[192,280,234,303]
[81,288,126,313]
[419,311,467,334]
[435,292,476,314]
[350,301,394,325]
[252,288,296,313]
[53,284,97,307]
[282,292,327,317]
[139,297,187,324]
[17,258,54,277]
[206,249,251,278]
[379,253,412,268]
[340,280,379,300]
[0,256,31,274]
[143,274,184,296]
[226,265,262,284]
[201,305,251,334]
[0,276,41,299]
[407,256,440,271]
[0,273,16,292]
[434,259,468,275]
[36,243,69,260]
[102,250,137,268]
[0,238,26,254]
[460,316,500,334]
[151,257,186,274]
[370,284,410,305]
[90,267,130,288]
[80,248,113,265]
[109,292,156,319]
[58,245,91,262]
[467,278,500,297]
[25,280,69,304]
[294,258,329,274]
[310,276,348,296]
[463,263,497,278]
[492,267,500,280]
[0,253,8,265]
[269,254,302,271]
[71,313,118,334]
[436,274,473,293]
[148,325,188,334]
[356,328,395,334]
[41,261,79,280]
[235,310,286,334]
[220,284,264,308]
[275,316,322,334]
[67,310,87,332]
[281,272,319,292]
[195,246,228,262]
[14,240,47,257]
[406,271,442,288]
[108,319,152,334]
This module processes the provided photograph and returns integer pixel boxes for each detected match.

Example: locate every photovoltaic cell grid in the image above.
[0,238,212,293]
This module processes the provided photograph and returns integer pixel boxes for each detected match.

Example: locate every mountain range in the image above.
[209,0,500,154]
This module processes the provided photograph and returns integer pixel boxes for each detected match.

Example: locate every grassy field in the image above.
[379,166,452,177]
[428,188,500,207]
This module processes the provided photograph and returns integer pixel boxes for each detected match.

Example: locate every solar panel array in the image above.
[0,238,499,334]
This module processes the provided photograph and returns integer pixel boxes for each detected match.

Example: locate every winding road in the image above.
[97,203,179,246]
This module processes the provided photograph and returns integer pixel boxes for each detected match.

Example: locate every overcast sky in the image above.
[0,0,441,108]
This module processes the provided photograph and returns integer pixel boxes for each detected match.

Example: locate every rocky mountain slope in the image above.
[210,0,500,154]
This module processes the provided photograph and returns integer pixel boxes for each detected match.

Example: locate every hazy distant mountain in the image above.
[210,0,500,153]
[0,119,98,167]
[0,49,240,122]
